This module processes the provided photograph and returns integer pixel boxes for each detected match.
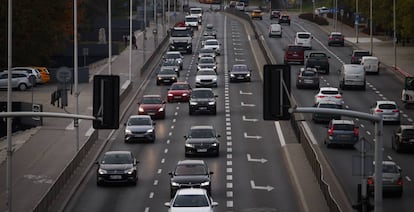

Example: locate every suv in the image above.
[367,161,403,197]
[284,45,305,64]
[370,100,400,124]
[168,160,213,197]
[270,10,281,20]
[184,125,220,157]
[314,87,344,107]
[392,125,414,152]
[189,88,217,115]
[0,72,32,91]
[328,32,345,46]
[324,119,359,148]
[124,115,156,143]
[295,32,313,49]
[350,50,371,64]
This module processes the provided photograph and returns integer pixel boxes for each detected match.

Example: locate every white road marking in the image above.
[247,154,268,163]
[85,127,94,137]
[149,192,154,198]
[242,115,258,122]
[250,180,274,191]
[244,132,262,140]
[274,121,287,146]
[406,176,412,182]
[241,102,255,107]
[301,121,318,145]
[239,90,253,95]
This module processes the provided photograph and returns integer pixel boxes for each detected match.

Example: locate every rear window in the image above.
[333,124,354,131]
[309,53,326,57]
[378,104,397,110]
[354,51,370,57]
[288,46,303,51]
[402,129,414,137]
[302,70,316,76]
[321,90,339,95]
[382,164,399,173]
[298,34,311,39]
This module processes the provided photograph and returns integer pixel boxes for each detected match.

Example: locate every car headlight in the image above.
[201,181,210,186]
[230,73,235,77]
[211,142,218,146]
[171,182,180,187]
[157,77,162,80]
[168,93,173,97]
[197,66,201,70]
[125,129,132,134]
[147,128,154,133]
[185,143,195,148]
[182,93,188,96]
[208,101,216,105]
[212,78,217,82]
[213,66,217,70]
[98,168,107,174]
[246,73,251,77]
[138,107,144,112]
[125,168,135,174]
[190,101,197,105]
[187,44,191,48]
[158,107,164,112]
[170,46,176,49]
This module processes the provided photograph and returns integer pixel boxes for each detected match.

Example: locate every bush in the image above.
[298,13,329,26]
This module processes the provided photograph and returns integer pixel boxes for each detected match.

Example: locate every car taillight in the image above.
[328,128,334,136]
[318,95,325,98]
[335,95,342,99]
[354,128,359,136]
[375,109,383,113]
[351,56,355,61]
[367,177,374,185]
[397,177,403,186]
[393,109,399,113]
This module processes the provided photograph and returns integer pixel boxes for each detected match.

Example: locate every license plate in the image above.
[199,107,207,110]
[237,76,244,79]
[148,113,155,115]
[174,96,181,99]
[164,80,170,82]
[409,139,414,143]
[197,149,207,152]
[304,80,313,83]
[109,175,122,180]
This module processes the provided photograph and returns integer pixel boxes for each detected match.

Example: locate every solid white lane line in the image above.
[274,121,287,147]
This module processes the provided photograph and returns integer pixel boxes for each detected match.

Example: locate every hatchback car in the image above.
[167,82,192,102]
[251,9,263,20]
[168,160,213,197]
[137,95,166,119]
[279,15,291,25]
[312,101,342,123]
[284,45,305,64]
[11,67,42,86]
[203,39,220,55]
[157,67,178,85]
[392,125,414,152]
[328,32,345,46]
[163,51,184,70]
[296,67,319,89]
[203,24,217,38]
[124,115,156,142]
[350,50,371,64]
[0,72,32,91]
[295,32,313,49]
[324,119,359,148]
[368,161,403,197]
[164,188,218,211]
[96,151,138,186]
[229,64,252,82]
[197,56,217,72]
[32,66,51,84]
[370,100,400,124]
[189,88,217,115]
[184,125,220,157]
[196,68,218,88]
[314,87,344,107]
[198,47,216,60]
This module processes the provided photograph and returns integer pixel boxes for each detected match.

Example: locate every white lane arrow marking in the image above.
[242,115,258,122]
[250,180,274,191]
[234,48,243,51]
[244,132,262,140]
[241,102,255,107]
[235,58,245,61]
[247,154,267,163]
[239,90,252,95]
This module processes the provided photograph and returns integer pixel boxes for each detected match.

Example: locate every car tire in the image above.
[156,81,160,86]
[18,83,28,91]
[97,181,103,186]
[189,109,194,115]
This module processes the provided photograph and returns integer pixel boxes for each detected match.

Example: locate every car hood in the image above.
[158,73,177,77]
[230,70,249,74]
[100,164,133,170]
[169,207,212,212]
[171,175,210,184]
[186,138,218,144]
[190,97,215,102]
[126,125,153,132]
[140,104,163,110]
[169,90,190,95]
[196,75,217,81]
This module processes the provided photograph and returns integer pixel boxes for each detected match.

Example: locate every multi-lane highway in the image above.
[64,10,300,212]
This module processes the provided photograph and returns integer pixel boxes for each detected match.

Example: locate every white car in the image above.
[164,188,218,212]
[295,32,313,50]
[361,56,380,74]
[314,87,344,107]
[370,100,400,124]
[203,39,220,55]
[196,68,218,87]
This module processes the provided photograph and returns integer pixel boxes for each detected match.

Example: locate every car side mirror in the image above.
[162,100,166,104]
[95,161,99,165]
[210,171,214,174]
[328,56,331,58]
[168,171,173,176]
[184,135,188,139]
[217,134,221,138]
[215,95,218,97]
[124,123,127,126]
[164,202,171,207]
[211,202,219,207]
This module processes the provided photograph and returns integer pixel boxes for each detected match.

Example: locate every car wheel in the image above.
[156,81,160,85]
[189,109,194,115]
[18,83,27,91]
[97,180,103,186]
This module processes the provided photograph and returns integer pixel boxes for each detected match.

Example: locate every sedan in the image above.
[198,47,216,60]
[229,64,252,82]
[203,39,220,55]
[96,150,138,186]
[197,56,217,72]
[157,67,178,85]
[368,161,403,197]
[168,160,213,197]
[161,59,181,76]
[196,68,218,88]
[164,188,218,211]
[163,51,184,70]
[296,67,319,89]
[138,95,166,119]
[184,125,220,157]
[370,100,400,124]
[124,115,156,142]
[167,82,192,102]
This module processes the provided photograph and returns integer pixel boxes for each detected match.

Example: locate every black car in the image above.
[96,151,138,186]
[229,64,252,82]
[156,67,178,85]
[184,125,220,157]
[169,160,213,197]
[189,88,217,115]
[203,24,217,38]
[279,15,291,25]
[312,101,341,123]
[350,50,371,64]
[124,115,156,143]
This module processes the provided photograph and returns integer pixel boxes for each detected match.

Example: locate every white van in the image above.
[339,64,366,90]
[361,56,380,74]
[295,32,313,49]
[185,15,199,30]
[268,24,282,37]
[235,2,245,11]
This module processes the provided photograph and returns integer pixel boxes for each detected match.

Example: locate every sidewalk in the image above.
[0,19,170,212]
[319,16,414,77]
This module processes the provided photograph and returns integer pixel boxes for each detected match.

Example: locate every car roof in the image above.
[376,100,397,104]
[193,88,213,91]
[330,32,342,35]
[177,159,206,166]
[104,150,132,155]
[198,68,216,72]
[143,94,162,98]
[172,81,189,85]
[353,49,370,53]
[205,39,218,42]
[343,64,364,69]
[319,87,339,91]
[166,51,181,55]
[175,188,208,195]
[129,115,152,119]
[300,67,317,72]
[361,56,378,60]
[253,9,262,12]
[331,119,355,125]
[297,31,311,35]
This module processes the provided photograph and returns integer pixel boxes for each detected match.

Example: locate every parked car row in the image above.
[0,66,51,91]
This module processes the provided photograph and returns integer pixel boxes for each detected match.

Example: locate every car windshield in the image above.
[288,46,303,51]
[310,53,326,57]
[378,104,397,110]
[175,164,207,175]
[166,53,180,59]
[232,65,248,72]
[142,97,162,104]
[171,83,189,90]
[402,129,414,137]
[200,48,214,53]
[198,70,216,75]
[173,194,209,207]
[160,68,176,74]
[355,51,370,56]
[333,124,354,131]
[281,16,289,20]
[163,60,178,66]
[383,164,399,173]
[190,9,202,15]
[205,40,218,46]
[321,90,339,95]
[298,33,310,39]
[199,58,214,64]
[192,90,214,98]
[128,117,151,126]
[302,70,316,76]
[171,29,191,37]
[190,128,215,138]
[186,17,198,22]
[101,153,132,164]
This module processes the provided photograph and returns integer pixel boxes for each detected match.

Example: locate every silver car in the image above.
[0,71,32,91]
[196,68,217,87]
[197,56,217,72]
[12,67,42,86]
[124,115,156,143]
[203,39,220,55]
[198,47,216,60]
[368,161,403,197]
[370,100,400,124]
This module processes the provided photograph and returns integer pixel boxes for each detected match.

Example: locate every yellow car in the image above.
[251,10,263,20]
[32,66,50,84]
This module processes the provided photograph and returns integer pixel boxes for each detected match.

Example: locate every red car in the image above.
[167,82,192,102]
[138,95,166,119]
[284,45,305,64]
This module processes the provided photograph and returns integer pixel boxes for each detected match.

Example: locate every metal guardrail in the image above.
[224,8,343,212]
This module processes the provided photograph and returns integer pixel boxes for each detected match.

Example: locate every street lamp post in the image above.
[356,0,359,43]
[370,0,373,54]
[393,0,396,72]
[129,0,132,81]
